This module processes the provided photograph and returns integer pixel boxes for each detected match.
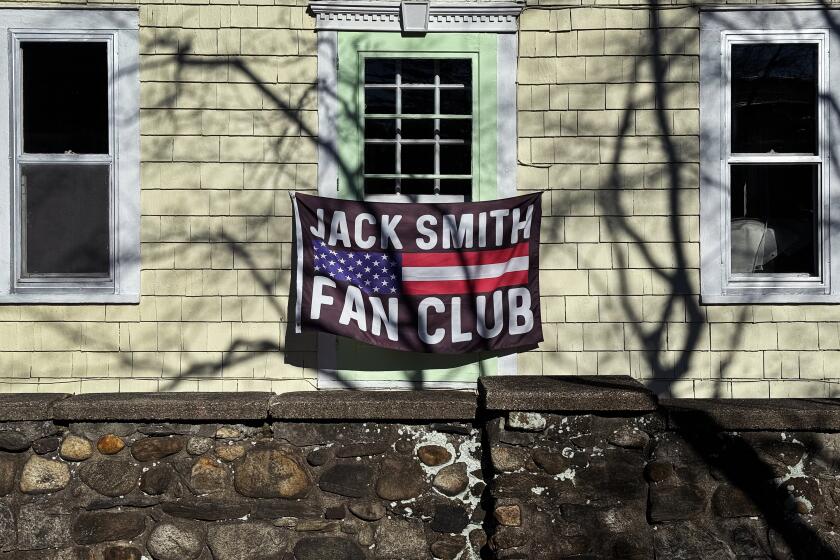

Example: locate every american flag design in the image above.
[313,240,401,295]
[313,239,531,297]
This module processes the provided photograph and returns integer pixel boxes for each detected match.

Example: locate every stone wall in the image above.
[482,378,840,560]
[0,378,839,559]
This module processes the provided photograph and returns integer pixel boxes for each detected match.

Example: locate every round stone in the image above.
[97,434,126,455]
[418,445,451,466]
[187,437,213,456]
[306,447,331,466]
[215,426,241,439]
[234,445,311,499]
[32,437,60,455]
[319,464,373,498]
[140,464,174,495]
[79,459,140,497]
[191,457,228,494]
[60,435,94,462]
[349,501,386,521]
[608,426,650,449]
[147,522,204,560]
[215,443,246,462]
[72,511,145,545]
[431,504,469,534]
[433,462,469,496]
[0,430,30,452]
[375,457,426,501]
[494,505,521,526]
[131,436,184,462]
[20,455,70,494]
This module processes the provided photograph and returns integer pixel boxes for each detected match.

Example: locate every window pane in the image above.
[439,59,471,85]
[401,145,434,174]
[402,89,434,114]
[440,145,471,175]
[400,60,435,85]
[22,164,110,276]
[365,88,396,114]
[439,179,471,197]
[365,59,397,84]
[731,44,817,154]
[401,119,434,140]
[22,42,109,154]
[440,119,471,141]
[400,179,435,195]
[365,119,396,140]
[440,89,471,115]
[730,165,817,275]
[364,144,396,174]
[364,178,397,195]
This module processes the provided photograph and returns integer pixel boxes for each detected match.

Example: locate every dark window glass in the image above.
[400,60,435,84]
[365,59,397,84]
[730,164,817,275]
[440,119,471,141]
[439,59,471,85]
[365,119,396,139]
[22,164,110,276]
[401,119,434,139]
[364,178,397,194]
[440,145,471,175]
[731,44,817,154]
[400,179,435,195]
[401,145,434,174]
[440,88,471,115]
[364,144,396,174]
[439,179,471,196]
[22,42,109,154]
[402,89,434,114]
[365,88,396,114]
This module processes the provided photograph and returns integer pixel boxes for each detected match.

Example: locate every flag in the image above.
[291,192,543,353]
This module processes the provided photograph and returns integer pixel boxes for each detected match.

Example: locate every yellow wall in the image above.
[0,0,836,397]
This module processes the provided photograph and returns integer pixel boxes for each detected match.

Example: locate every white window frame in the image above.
[0,9,139,304]
[700,9,840,303]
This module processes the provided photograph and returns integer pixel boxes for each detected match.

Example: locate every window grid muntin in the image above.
[363,57,472,195]
[11,32,117,289]
[721,31,829,290]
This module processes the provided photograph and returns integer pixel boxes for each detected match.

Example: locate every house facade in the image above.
[0,0,836,397]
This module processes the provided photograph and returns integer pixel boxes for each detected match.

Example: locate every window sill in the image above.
[0,292,139,304]
[701,293,840,305]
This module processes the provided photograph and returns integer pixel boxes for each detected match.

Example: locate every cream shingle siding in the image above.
[520,3,840,398]
[0,0,834,396]
[0,0,318,393]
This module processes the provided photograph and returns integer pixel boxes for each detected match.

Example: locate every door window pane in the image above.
[22,164,110,276]
[730,164,817,275]
[731,44,817,154]
[362,57,473,196]
[22,42,109,154]
[364,88,396,114]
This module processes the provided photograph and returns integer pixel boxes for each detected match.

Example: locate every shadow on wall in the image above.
[20,1,840,556]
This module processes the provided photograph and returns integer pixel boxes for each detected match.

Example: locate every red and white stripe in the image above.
[402,242,530,296]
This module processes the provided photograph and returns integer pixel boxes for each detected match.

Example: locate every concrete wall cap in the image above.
[269,390,477,420]
[51,392,273,422]
[479,375,658,412]
[663,398,840,432]
[0,394,69,421]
